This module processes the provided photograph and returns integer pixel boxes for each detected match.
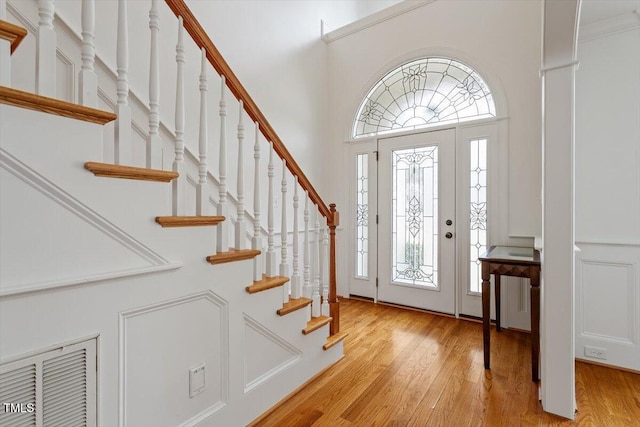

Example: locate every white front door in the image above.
[377,129,456,314]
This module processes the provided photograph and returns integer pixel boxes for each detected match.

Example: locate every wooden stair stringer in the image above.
[0,86,116,124]
[155,216,225,227]
[277,297,311,316]
[0,20,27,54]
[302,316,332,335]
[207,248,261,265]
[84,162,178,182]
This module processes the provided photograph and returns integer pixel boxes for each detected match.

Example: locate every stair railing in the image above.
[1,0,340,336]
[165,0,340,334]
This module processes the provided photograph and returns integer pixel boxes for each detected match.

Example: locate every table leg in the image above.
[482,262,491,370]
[530,267,540,382]
[495,274,501,332]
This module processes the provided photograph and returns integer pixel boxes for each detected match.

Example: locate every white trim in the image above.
[322,0,436,43]
[539,60,580,75]
[579,12,640,43]
[0,264,183,298]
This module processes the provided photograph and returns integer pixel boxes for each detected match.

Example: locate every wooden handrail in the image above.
[165,0,331,222]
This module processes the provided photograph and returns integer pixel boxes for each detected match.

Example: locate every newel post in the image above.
[328,203,339,335]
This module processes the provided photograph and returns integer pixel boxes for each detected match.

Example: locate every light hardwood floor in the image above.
[252,298,640,426]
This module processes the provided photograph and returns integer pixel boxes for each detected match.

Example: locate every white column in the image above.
[302,192,312,299]
[114,0,131,165]
[216,76,229,252]
[280,159,289,303]
[311,208,321,317]
[0,0,10,86]
[172,16,186,215]
[146,0,161,169]
[265,142,277,277]
[321,226,329,316]
[36,0,56,97]
[196,48,208,216]
[235,101,246,249]
[290,179,301,299]
[540,0,579,419]
[78,0,97,107]
[252,122,263,282]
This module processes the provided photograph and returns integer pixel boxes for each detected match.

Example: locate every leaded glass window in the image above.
[353,58,495,138]
[355,153,369,278]
[392,146,438,288]
[469,139,488,293]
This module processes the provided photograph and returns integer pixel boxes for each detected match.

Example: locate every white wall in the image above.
[326,0,543,296]
[575,16,640,371]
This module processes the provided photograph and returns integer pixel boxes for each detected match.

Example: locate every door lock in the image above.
[445,232,453,239]
[446,219,453,226]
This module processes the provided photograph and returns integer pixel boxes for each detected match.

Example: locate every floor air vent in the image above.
[0,338,96,426]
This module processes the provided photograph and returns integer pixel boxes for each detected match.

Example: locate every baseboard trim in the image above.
[575,357,640,375]
[246,354,346,427]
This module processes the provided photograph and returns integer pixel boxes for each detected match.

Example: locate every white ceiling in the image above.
[580,0,639,26]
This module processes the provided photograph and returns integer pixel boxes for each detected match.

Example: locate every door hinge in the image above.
[376,214,379,224]
[376,277,379,287]
[374,150,379,161]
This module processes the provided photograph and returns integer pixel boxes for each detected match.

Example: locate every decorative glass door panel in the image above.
[392,146,439,288]
[378,129,456,314]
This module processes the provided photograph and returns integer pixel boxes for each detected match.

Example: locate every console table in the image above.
[479,245,541,382]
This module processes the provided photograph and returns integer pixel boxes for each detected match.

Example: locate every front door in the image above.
[377,129,456,314]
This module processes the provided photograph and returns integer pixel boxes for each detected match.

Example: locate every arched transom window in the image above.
[353,58,496,138]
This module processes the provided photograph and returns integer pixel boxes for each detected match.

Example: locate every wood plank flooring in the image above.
[252,298,640,426]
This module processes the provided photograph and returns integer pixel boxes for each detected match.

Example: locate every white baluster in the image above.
[311,207,321,317]
[216,76,229,253]
[252,122,263,282]
[235,101,246,249]
[265,142,276,277]
[36,0,56,97]
[114,0,131,165]
[0,0,10,86]
[303,192,311,300]
[172,16,186,215]
[196,48,208,216]
[321,226,330,316]
[146,0,161,168]
[290,179,301,299]
[78,0,96,106]
[280,159,289,303]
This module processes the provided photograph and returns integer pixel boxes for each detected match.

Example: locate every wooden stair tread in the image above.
[207,248,261,265]
[302,316,332,335]
[0,86,116,124]
[246,275,289,294]
[0,20,28,54]
[84,162,178,182]
[277,297,311,316]
[156,216,225,227]
[323,331,348,350]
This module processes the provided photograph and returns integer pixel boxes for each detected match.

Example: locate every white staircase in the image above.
[0,0,345,425]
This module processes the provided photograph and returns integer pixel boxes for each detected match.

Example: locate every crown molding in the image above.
[580,12,640,43]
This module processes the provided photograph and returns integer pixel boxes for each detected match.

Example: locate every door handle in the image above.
[445,232,453,239]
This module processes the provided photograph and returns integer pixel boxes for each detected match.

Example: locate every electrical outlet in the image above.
[584,345,607,360]
[189,364,206,398]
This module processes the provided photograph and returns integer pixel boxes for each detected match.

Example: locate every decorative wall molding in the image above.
[119,291,230,427]
[0,148,180,297]
[243,314,301,394]
[322,0,436,43]
[580,12,640,43]
[575,242,639,370]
